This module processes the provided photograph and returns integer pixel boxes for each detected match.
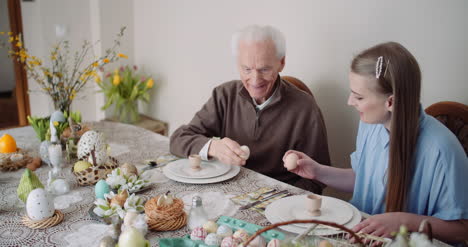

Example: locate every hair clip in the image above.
[376,56,383,79]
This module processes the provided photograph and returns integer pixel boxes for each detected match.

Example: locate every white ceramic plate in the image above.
[163,165,240,184]
[165,159,231,179]
[265,195,361,236]
[273,195,353,227]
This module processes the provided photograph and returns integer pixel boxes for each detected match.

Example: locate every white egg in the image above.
[284,153,298,171]
[77,130,108,165]
[240,145,250,160]
[26,188,55,220]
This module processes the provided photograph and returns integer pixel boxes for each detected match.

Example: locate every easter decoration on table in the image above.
[105,164,152,193]
[144,191,187,231]
[73,130,119,186]
[21,188,64,229]
[17,168,44,203]
[0,134,38,172]
[92,189,145,220]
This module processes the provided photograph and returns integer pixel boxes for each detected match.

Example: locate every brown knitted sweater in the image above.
[170,78,330,193]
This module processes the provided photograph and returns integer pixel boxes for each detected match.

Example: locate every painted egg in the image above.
[240,145,250,160]
[121,163,138,176]
[77,131,108,165]
[233,229,250,243]
[190,226,208,241]
[216,224,233,237]
[95,180,110,199]
[0,134,17,153]
[26,188,54,220]
[205,233,222,246]
[267,239,281,247]
[221,236,242,247]
[247,235,266,247]
[118,227,149,247]
[50,110,66,123]
[284,153,298,171]
[203,220,218,233]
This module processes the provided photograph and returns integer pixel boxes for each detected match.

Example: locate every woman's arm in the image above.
[353,212,468,243]
[283,150,356,193]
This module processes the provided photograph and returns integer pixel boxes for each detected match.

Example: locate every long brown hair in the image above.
[351,42,421,212]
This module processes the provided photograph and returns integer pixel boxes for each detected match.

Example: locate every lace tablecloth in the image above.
[0,121,305,247]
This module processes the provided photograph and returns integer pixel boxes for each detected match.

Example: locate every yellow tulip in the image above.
[92,62,99,67]
[146,78,154,89]
[117,53,128,59]
[94,75,101,83]
[53,121,59,127]
[103,58,110,63]
[113,74,120,86]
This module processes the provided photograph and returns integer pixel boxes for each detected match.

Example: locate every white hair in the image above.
[231,25,286,59]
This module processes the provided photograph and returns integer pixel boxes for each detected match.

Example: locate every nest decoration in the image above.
[144,195,187,231]
[0,149,35,172]
[22,210,64,229]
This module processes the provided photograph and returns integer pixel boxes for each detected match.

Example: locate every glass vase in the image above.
[115,100,140,124]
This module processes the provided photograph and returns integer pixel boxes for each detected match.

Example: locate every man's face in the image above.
[237,40,285,104]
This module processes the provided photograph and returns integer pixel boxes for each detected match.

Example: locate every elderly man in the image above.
[170,25,330,193]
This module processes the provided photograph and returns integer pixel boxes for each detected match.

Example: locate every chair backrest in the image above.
[282,76,313,96]
[425,101,468,155]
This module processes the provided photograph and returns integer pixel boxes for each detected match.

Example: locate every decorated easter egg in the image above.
[247,235,266,247]
[50,110,66,123]
[95,180,110,199]
[240,145,250,160]
[233,229,250,243]
[221,236,242,247]
[77,131,107,165]
[118,227,149,247]
[121,163,138,176]
[74,160,92,172]
[203,220,218,233]
[190,226,208,241]
[217,224,233,238]
[284,153,298,171]
[267,239,281,247]
[26,188,54,220]
[205,233,223,246]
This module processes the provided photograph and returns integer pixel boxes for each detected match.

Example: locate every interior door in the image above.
[0,0,30,129]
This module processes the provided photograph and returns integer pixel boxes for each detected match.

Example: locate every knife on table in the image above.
[239,190,290,210]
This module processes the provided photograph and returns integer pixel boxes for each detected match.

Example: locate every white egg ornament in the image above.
[118,227,149,247]
[26,188,55,220]
[203,220,218,233]
[205,233,222,246]
[77,130,108,165]
[233,229,250,243]
[246,235,266,247]
[240,145,250,160]
[217,224,233,237]
[267,239,281,247]
[284,153,299,171]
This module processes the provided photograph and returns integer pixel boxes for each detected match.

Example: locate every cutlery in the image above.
[142,160,159,171]
[240,190,290,210]
[248,188,277,200]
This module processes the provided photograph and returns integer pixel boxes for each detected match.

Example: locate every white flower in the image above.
[124,194,145,213]
[106,168,127,189]
[409,232,435,247]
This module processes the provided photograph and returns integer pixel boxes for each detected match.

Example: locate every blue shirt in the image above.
[350,110,468,220]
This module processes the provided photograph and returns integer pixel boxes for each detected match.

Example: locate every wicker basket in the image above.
[72,156,119,186]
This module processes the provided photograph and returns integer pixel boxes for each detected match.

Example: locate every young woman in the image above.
[284,42,468,243]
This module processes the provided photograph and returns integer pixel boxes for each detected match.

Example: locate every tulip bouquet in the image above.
[98,65,154,123]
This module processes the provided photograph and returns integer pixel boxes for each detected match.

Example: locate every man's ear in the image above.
[386,95,394,112]
[278,56,286,72]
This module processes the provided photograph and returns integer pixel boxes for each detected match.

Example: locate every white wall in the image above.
[134,0,468,168]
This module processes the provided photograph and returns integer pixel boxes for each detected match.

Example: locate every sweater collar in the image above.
[238,75,284,107]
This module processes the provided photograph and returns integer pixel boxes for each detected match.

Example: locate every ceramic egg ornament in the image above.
[121,163,138,176]
[267,239,281,247]
[205,233,223,246]
[203,220,218,233]
[95,180,110,199]
[191,226,208,241]
[233,229,250,243]
[221,236,242,247]
[246,235,266,247]
[284,153,299,171]
[26,188,55,220]
[77,130,108,165]
[240,145,250,160]
[217,224,233,237]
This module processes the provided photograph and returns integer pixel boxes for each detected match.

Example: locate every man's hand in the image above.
[208,137,247,166]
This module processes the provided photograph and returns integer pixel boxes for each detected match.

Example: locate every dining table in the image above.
[0,121,451,247]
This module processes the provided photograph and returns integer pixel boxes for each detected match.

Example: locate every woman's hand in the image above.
[351,213,402,240]
[282,150,321,180]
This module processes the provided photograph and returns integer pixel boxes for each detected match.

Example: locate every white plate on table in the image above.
[265,195,361,236]
[163,164,240,184]
[165,159,231,179]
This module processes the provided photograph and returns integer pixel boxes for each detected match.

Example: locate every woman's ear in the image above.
[386,95,394,112]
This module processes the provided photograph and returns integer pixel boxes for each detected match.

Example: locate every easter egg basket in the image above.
[72,156,119,186]
[0,148,35,172]
[159,216,285,247]
[145,194,187,231]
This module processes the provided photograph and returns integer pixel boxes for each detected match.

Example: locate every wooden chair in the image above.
[425,101,468,155]
[282,76,313,96]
